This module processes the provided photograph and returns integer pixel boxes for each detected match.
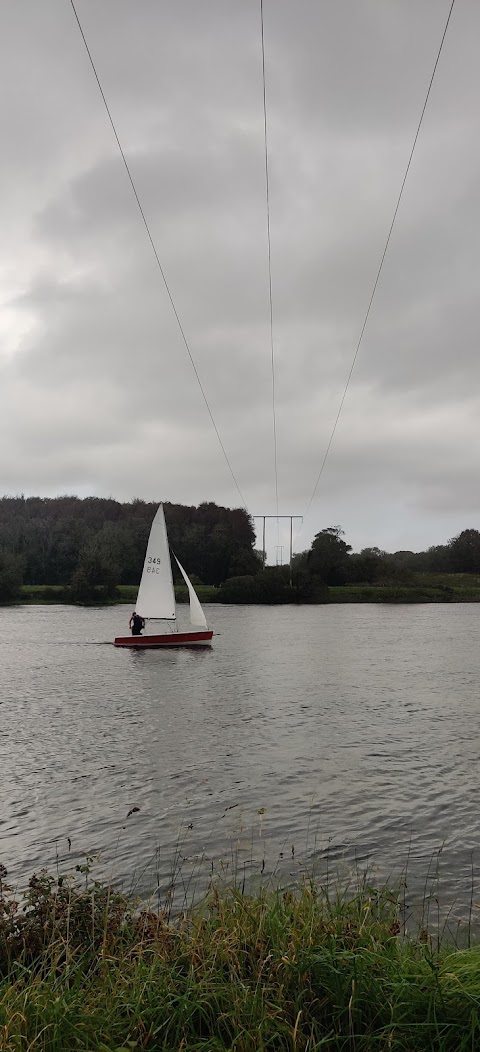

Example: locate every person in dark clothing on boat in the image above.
[129,611,145,636]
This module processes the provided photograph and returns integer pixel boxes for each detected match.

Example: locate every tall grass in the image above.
[2,863,480,1050]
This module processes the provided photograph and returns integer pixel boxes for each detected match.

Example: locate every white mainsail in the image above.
[174,554,208,629]
[136,504,176,620]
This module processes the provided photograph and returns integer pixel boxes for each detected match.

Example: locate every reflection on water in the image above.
[1,602,480,918]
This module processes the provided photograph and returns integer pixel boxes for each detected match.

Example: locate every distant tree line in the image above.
[198,524,480,604]
[1,495,480,603]
[0,496,260,601]
[291,526,480,587]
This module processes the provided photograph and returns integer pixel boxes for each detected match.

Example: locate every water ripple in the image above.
[1,603,480,913]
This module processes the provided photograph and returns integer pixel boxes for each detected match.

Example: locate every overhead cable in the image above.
[300,0,457,526]
[260,0,280,526]
[69,0,247,509]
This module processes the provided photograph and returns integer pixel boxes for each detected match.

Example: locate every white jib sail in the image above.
[136,505,176,620]
[174,554,208,629]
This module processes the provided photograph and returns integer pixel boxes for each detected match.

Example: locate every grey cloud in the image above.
[1,0,480,557]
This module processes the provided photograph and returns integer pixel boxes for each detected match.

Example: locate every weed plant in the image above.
[2,860,480,1050]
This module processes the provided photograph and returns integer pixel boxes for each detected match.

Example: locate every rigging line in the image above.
[69,0,247,509]
[299,0,457,530]
[260,0,280,534]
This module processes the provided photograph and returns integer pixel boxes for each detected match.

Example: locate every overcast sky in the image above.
[1,0,479,558]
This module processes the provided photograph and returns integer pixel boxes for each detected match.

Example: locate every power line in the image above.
[260,0,279,527]
[300,0,457,527]
[69,0,247,509]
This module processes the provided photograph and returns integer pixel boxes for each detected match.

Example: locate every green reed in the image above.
[1,862,480,1051]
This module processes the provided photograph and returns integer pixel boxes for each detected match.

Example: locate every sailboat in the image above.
[114,504,213,648]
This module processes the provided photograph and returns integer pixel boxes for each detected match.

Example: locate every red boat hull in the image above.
[114,630,213,649]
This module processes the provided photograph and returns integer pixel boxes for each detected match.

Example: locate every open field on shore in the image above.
[329,572,480,603]
[16,573,480,605]
[18,583,219,605]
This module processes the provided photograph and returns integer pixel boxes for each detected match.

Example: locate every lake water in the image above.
[1,602,480,922]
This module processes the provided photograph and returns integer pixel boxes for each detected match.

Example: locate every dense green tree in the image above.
[0,496,258,589]
[69,542,119,604]
[448,529,480,573]
[226,546,263,578]
[4,495,480,597]
[0,549,24,601]
[347,547,385,583]
[307,526,352,585]
[291,551,308,573]
[167,507,258,586]
[422,544,452,572]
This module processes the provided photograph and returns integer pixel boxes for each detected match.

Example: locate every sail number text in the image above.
[146,556,161,574]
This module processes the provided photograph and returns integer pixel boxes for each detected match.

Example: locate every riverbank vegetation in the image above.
[2,864,480,1050]
[329,573,480,603]
[2,494,480,605]
[16,572,480,605]
[19,583,219,605]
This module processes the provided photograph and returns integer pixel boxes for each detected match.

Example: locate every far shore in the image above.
[7,572,480,606]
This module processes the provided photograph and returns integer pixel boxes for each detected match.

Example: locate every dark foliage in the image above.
[218,565,329,604]
[0,863,157,974]
[346,547,385,583]
[219,567,291,604]
[0,496,258,589]
[300,527,480,587]
[448,528,480,573]
[0,548,24,601]
[69,540,120,604]
[292,567,329,602]
[306,526,352,585]
[2,494,480,602]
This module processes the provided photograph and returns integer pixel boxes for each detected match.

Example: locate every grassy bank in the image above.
[330,572,480,603]
[116,584,219,605]
[19,583,219,605]
[2,866,480,1050]
[17,572,480,605]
